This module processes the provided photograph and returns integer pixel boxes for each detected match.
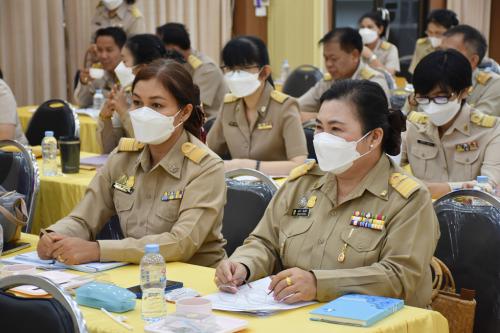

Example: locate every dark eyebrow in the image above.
[131,93,166,101]
[326,119,346,126]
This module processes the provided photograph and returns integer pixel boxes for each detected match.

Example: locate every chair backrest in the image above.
[0,140,39,233]
[223,169,278,255]
[303,127,317,160]
[433,189,500,333]
[96,215,124,240]
[0,274,87,333]
[25,99,79,146]
[283,65,323,98]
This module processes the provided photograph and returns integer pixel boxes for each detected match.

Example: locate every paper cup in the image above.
[89,68,105,80]
[0,264,37,277]
[176,297,212,315]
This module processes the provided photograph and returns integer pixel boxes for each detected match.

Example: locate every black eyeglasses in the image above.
[411,93,457,105]
[220,65,260,73]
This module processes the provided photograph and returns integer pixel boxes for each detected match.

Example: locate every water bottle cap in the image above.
[477,175,488,183]
[44,131,54,137]
[95,89,103,94]
[144,244,160,254]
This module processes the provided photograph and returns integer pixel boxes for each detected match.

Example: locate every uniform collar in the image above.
[444,104,471,136]
[256,82,274,120]
[234,81,273,135]
[472,68,480,87]
[114,2,128,20]
[351,61,363,79]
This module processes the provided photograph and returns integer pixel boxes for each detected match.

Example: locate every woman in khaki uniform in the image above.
[37,60,226,267]
[402,50,500,199]
[90,0,145,40]
[214,80,440,308]
[207,36,307,176]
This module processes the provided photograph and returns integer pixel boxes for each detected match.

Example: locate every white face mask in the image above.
[313,131,372,174]
[224,70,261,98]
[359,28,379,45]
[419,100,462,126]
[102,0,123,10]
[428,36,442,48]
[114,61,135,87]
[130,106,182,145]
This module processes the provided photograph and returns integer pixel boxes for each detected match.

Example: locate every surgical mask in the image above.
[359,28,378,45]
[224,70,261,98]
[428,36,442,48]
[130,106,182,145]
[313,131,372,174]
[419,100,461,126]
[102,0,123,11]
[114,61,135,87]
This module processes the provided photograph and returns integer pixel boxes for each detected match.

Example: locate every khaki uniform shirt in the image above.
[409,38,435,74]
[373,40,400,72]
[298,62,390,113]
[48,131,227,267]
[467,69,500,117]
[90,2,145,40]
[207,82,307,161]
[0,79,27,145]
[74,71,118,108]
[183,50,228,118]
[401,104,500,186]
[230,155,439,308]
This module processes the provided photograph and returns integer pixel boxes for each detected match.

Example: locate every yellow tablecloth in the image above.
[6,235,449,333]
[17,105,102,154]
[31,153,97,235]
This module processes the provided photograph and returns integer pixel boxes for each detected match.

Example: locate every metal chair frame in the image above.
[225,168,279,193]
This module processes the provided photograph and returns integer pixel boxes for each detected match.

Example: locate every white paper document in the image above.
[203,277,316,313]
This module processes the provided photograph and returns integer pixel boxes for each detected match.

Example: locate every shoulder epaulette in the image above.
[323,73,332,81]
[389,173,421,199]
[471,109,497,128]
[118,138,144,152]
[417,37,428,45]
[224,93,239,104]
[360,67,377,80]
[182,142,208,164]
[380,41,391,50]
[476,71,492,85]
[96,2,104,8]
[288,160,316,181]
[270,90,289,104]
[187,54,203,70]
[130,5,142,18]
[408,111,429,125]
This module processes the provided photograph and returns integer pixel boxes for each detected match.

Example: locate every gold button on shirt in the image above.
[230,155,440,308]
[207,82,307,161]
[402,104,500,186]
[48,130,227,267]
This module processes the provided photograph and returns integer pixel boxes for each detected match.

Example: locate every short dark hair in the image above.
[320,80,404,156]
[94,26,127,48]
[125,34,166,66]
[427,9,459,30]
[359,8,391,37]
[444,24,488,63]
[413,49,472,96]
[156,23,191,50]
[319,28,363,53]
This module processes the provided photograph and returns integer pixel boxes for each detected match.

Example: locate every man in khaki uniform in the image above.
[90,0,145,40]
[441,25,500,116]
[408,37,435,74]
[207,83,307,163]
[402,105,500,190]
[157,23,228,118]
[43,131,227,267]
[0,79,27,145]
[299,28,389,120]
[227,155,439,308]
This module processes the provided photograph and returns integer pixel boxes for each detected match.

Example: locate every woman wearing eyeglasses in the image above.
[206,36,307,176]
[402,49,500,199]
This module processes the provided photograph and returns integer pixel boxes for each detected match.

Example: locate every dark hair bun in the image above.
[384,110,406,156]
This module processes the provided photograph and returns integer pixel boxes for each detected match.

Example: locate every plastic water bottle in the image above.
[140,244,167,322]
[93,89,104,110]
[474,176,490,192]
[41,131,58,176]
[280,59,290,83]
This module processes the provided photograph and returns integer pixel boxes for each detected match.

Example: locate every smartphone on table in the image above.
[127,280,183,299]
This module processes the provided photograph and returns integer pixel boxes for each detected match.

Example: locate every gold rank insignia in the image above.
[307,195,317,208]
[456,141,479,152]
[257,122,273,130]
[161,190,184,201]
[112,174,135,194]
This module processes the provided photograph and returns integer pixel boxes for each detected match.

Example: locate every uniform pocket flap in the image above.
[454,149,481,165]
[410,144,438,160]
[281,218,314,237]
[341,227,386,252]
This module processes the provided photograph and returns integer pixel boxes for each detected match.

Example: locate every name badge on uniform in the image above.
[292,208,310,217]
[456,141,479,152]
[161,190,184,201]
[350,211,385,231]
[417,139,435,147]
[228,121,238,127]
[112,175,135,194]
[257,122,273,130]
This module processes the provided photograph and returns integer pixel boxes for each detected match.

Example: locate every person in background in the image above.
[98,34,166,153]
[441,25,500,117]
[298,28,389,122]
[90,0,145,40]
[37,60,226,267]
[207,36,307,176]
[215,79,439,308]
[402,50,500,199]
[75,27,126,108]
[408,9,458,74]
[156,23,228,118]
[0,79,28,145]
[358,8,400,75]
